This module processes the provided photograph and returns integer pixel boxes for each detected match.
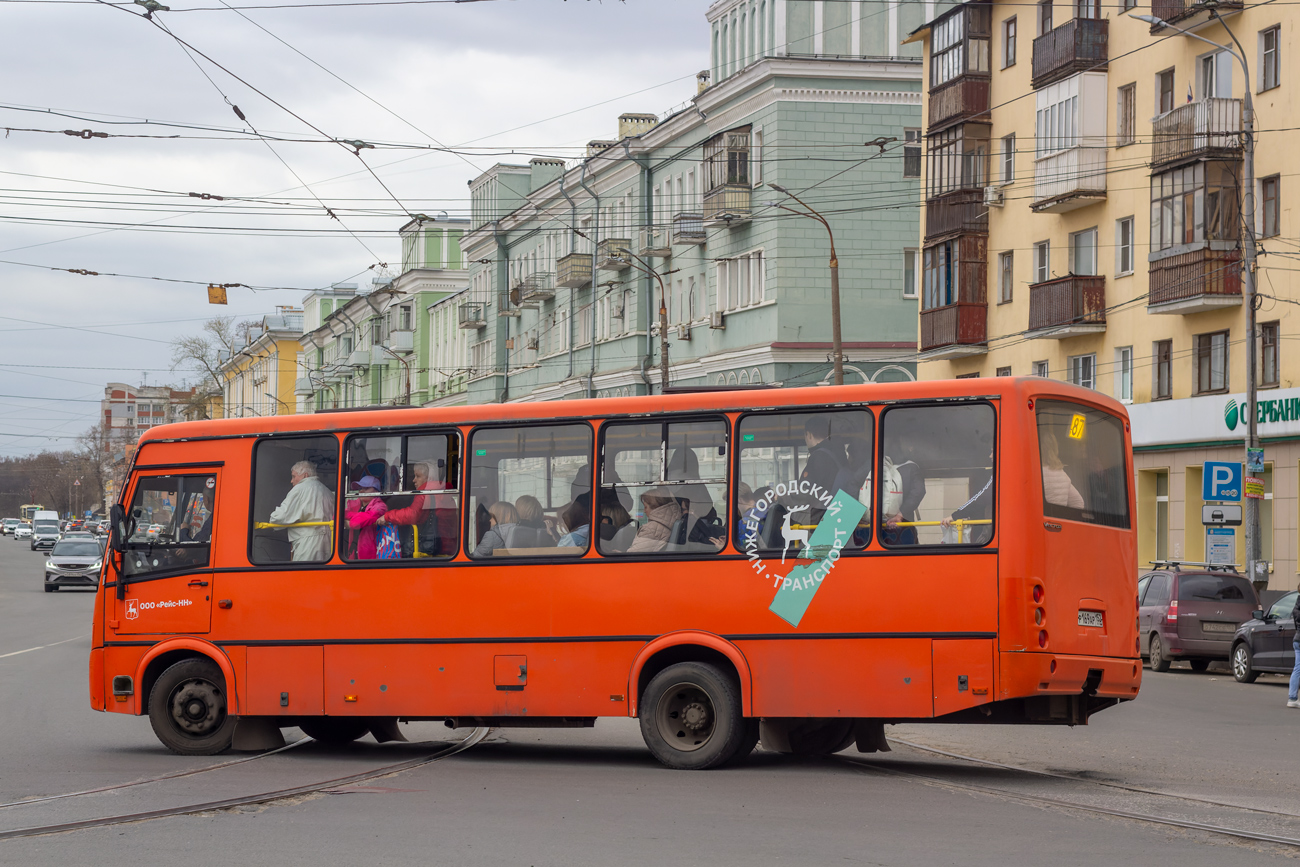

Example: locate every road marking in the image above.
[0,635,86,659]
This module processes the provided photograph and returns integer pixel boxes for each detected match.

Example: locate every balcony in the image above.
[1032,146,1107,212]
[517,272,555,304]
[702,184,752,227]
[1031,18,1108,89]
[1151,98,1242,170]
[1027,275,1106,338]
[1149,0,1243,32]
[388,329,414,353]
[556,253,592,289]
[596,238,632,270]
[497,291,521,317]
[1147,244,1242,314]
[458,301,487,329]
[928,76,990,129]
[920,303,988,358]
[925,190,987,240]
[639,225,672,257]
[672,212,706,245]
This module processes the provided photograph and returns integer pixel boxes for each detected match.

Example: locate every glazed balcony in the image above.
[919,303,988,358]
[1147,245,1242,314]
[1149,0,1243,32]
[672,212,706,246]
[1151,98,1242,170]
[1032,146,1107,213]
[928,76,990,129]
[556,252,592,289]
[925,189,987,240]
[1027,275,1107,338]
[1032,18,1108,89]
[596,238,631,271]
[702,183,752,227]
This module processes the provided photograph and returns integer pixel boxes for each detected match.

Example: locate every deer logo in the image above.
[780,504,812,565]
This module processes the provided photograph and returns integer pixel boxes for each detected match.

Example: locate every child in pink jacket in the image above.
[345,475,388,559]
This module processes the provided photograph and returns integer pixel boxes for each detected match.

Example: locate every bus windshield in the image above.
[1035,400,1129,528]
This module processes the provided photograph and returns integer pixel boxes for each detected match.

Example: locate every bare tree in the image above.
[170,316,238,385]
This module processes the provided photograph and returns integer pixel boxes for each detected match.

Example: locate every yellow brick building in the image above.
[219,307,304,419]
[910,0,1296,585]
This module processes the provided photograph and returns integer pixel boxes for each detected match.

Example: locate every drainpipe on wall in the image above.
[577,159,600,399]
[494,225,510,403]
[558,171,580,382]
[631,145,655,394]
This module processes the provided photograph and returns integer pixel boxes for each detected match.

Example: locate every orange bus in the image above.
[89,379,1140,769]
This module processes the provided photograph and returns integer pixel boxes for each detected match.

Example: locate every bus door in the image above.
[1035,401,1133,659]
[112,471,217,635]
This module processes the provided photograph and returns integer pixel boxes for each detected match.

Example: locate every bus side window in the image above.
[599,418,728,556]
[734,410,873,558]
[1035,400,1130,529]
[343,432,461,561]
[123,474,216,577]
[467,423,592,559]
[251,436,339,565]
[879,403,996,547]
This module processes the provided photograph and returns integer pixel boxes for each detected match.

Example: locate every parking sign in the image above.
[1202,461,1243,502]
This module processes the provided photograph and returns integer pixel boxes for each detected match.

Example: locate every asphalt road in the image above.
[3,537,1300,865]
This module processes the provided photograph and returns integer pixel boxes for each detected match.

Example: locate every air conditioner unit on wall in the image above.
[710,310,725,330]
[983,186,1004,208]
[676,324,691,341]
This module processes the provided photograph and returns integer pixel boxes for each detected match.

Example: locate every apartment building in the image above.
[910,0,1297,583]
[219,307,304,418]
[457,0,925,403]
[296,217,470,410]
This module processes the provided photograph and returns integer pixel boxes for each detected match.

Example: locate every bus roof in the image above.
[138,378,1126,445]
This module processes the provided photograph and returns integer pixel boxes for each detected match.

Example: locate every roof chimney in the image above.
[618,113,659,140]
[697,70,711,94]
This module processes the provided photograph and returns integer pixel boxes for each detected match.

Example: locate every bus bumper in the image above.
[1001,651,1142,701]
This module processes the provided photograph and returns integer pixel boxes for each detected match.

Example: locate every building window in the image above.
[1121,0,1136,10]
[1150,162,1240,253]
[702,126,751,194]
[1033,360,1049,378]
[1035,89,1080,157]
[1261,25,1281,92]
[1115,216,1135,275]
[922,239,966,309]
[1002,16,1016,68]
[1262,321,1280,387]
[930,5,991,88]
[1076,0,1100,20]
[1154,340,1172,399]
[1157,68,1175,114]
[1155,470,1169,561]
[1262,175,1280,238]
[925,124,989,198]
[903,249,919,298]
[1000,134,1015,184]
[1038,0,1052,36]
[903,129,921,178]
[996,366,1012,377]
[1116,346,1134,402]
[1034,241,1050,283]
[1117,83,1137,146]
[998,251,1014,303]
[1199,50,1232,99]
[717,251,765,310]
[1068,354,1096,389]
[1069,228,1098,276]
[1194,330,1229,394]
[955,372,981,379]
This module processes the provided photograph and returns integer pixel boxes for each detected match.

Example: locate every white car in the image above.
[13,525,32,540]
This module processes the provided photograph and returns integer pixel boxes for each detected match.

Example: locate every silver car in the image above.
[44,539,103,592]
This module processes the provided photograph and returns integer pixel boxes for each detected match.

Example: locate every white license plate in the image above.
[1202,621,1237,633]
[1078,610,1104,628]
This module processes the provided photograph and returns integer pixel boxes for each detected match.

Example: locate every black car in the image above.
[1231,591,1300,682]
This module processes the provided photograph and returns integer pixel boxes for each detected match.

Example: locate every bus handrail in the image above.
[253,521,333,529]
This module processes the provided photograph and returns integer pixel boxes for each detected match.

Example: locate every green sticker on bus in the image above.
[769,490,867,629]
[475,449,487,456]
[742,434,755,442]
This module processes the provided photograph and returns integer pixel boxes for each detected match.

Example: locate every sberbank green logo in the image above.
[1224,399,1239,431]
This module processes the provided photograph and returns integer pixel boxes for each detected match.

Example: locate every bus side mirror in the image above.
[109,504,130,553]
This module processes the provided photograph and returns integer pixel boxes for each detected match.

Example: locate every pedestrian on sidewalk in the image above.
[1289,585,1300,708]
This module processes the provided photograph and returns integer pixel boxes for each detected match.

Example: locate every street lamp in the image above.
[263,391,292,415]
[767,183,844,386]
[372,345,413,406]
[1133,11,1263,586]
[620,248,676,393]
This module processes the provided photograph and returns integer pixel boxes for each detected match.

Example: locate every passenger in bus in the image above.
[378,460,455,555]
[628,489,683,553]
[472,501,520,556]
[941,441,994,544]
[512,495,556,548]
[179,487,212,544]
[1040,433,1085,510]
[736,483,765,549]
[884,443,927,545]
[345,475,388,560]
[556,493,592,548]
[268,460,335,561]
[801,416,848,518]
[666,448,723,548]
[599,495,635,551]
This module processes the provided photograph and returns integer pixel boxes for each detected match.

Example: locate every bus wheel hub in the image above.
[171,680,222,734]
[681,702,710,731]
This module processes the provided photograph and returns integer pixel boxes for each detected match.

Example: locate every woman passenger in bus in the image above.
[345,475,388,559]
[472,501,520,556]
[665,448,723,548]
[512,495,556,548]
[628,489,683,553]
[376,461,435,553]
[1040,432,1085,510]
[556,493,592,548]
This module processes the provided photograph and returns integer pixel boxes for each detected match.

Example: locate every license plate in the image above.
[1078,610,1104,628]
[1202,621,1237,633]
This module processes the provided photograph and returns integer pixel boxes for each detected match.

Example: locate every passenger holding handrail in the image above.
[345,475,388,560]
[941,440,994,545]
[377,460,457,556]
[268,460,335,561]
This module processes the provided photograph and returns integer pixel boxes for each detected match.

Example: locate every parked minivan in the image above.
[1138,563,1259,672]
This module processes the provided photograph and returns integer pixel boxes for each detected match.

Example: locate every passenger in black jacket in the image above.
[1289,584,1300,708]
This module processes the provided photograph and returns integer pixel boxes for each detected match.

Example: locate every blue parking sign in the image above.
[1202,461,1242,502]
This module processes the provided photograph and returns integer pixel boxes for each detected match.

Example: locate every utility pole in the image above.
[1135,11,1262,587]
[767,183,843,385]
[621,250,675,393]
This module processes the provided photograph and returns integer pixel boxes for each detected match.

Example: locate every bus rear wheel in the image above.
[640,662,745,770]
[148,657,236,756]
[299,718,371,745]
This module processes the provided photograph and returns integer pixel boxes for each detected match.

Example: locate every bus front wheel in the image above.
[640,661,746,770]
[148,657,236,756]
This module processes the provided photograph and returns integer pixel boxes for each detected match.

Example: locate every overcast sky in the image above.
[0,0,708,456]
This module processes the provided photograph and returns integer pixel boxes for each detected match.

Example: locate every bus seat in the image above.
[761,504,787,549]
